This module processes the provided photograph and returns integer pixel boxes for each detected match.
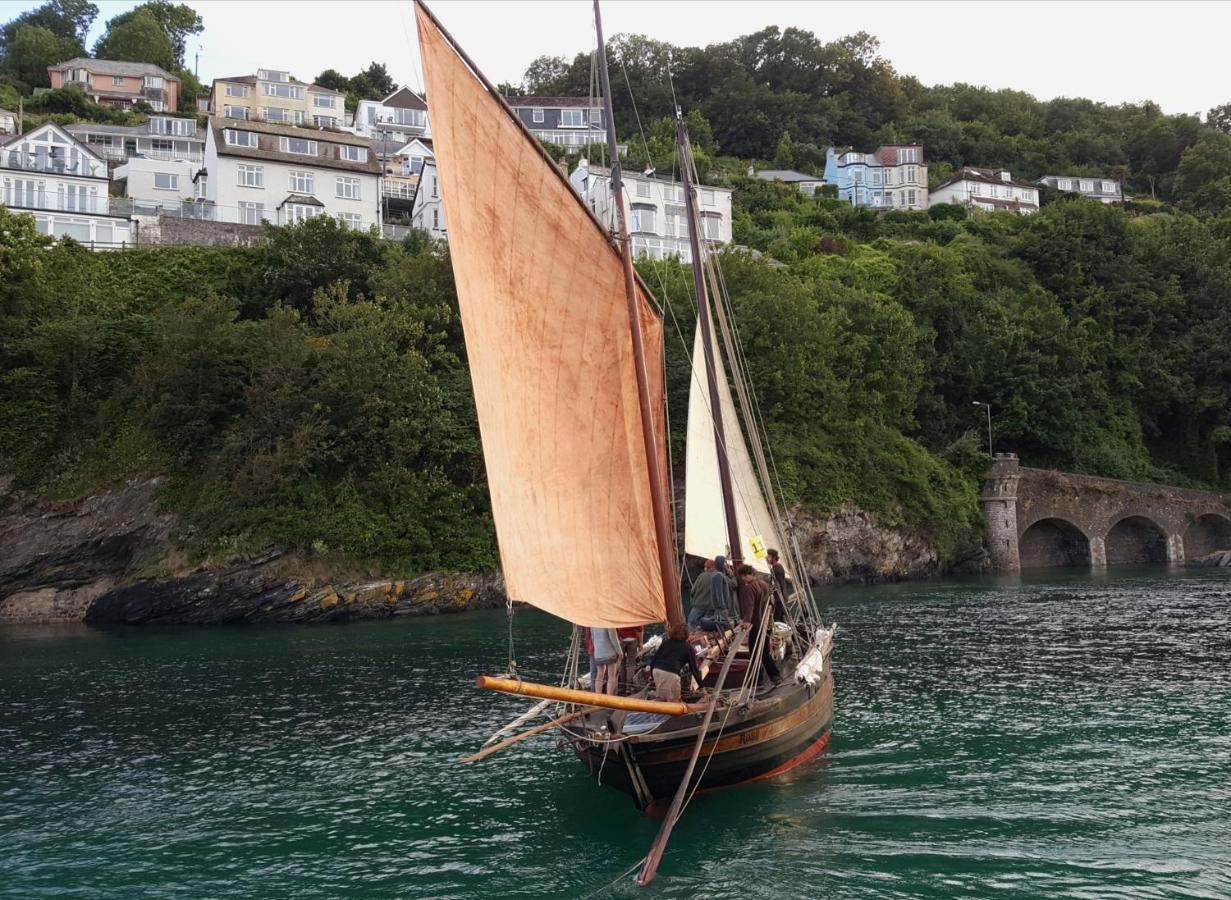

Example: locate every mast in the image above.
[678,118,743,566]
[593,0,683,627]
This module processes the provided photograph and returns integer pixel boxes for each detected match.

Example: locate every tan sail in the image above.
[684,323,783,573]
[416,5,671,627]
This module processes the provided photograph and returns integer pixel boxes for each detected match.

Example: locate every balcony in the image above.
[1,150,105,178]
[1,187,118,216]
[381,183,418,200]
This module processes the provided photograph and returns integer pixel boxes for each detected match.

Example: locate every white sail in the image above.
[684,323,783,573]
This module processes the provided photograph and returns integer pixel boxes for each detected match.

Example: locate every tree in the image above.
[92,0,201,69]
[0,0,97,52]
[1,25,78,90]
[521,55,569,94]
[314,68,348,93]
[92,7,175,71]
[773,131,794,168]
[348,61,394,100]
[1208,103,1231,135]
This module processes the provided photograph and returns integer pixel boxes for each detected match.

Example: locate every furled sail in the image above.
[684,323,783,574]
[416,5,671,627]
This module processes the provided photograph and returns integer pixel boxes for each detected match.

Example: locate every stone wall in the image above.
[134,214,265,247]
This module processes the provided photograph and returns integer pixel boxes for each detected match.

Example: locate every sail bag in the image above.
[417,6,671,627]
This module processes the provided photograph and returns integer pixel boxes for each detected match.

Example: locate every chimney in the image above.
[999,170,1011,182]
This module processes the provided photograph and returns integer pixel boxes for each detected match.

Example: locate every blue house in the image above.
[824,144,928,210]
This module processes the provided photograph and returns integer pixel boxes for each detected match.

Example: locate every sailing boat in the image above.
[415,0,835,869]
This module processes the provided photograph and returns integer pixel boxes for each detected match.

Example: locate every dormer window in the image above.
[561,109,584,127]
[532,108,544,123]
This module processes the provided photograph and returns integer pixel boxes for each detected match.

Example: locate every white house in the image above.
[352,86,429,144]
[0,121,134,246]
[410,156,446,241]
[202,118,381,228]
[68,115,205,166]
[114,155,199,212]
[570,158,733,262]
[930,167,1040,214]
[1036,174,1124,204]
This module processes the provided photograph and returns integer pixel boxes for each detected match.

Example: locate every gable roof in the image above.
[50,57,178,81]
[380,86,427,111]
[1,120,106,169]
[394,137,434,157]
[508,96,600,109]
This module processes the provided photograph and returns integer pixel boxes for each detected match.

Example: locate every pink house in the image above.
[47,58,180,112]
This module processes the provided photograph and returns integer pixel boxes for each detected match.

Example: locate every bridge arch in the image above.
[1019,517,1091,569]
[1183,513,1231,560]
[1104,515,1168,566]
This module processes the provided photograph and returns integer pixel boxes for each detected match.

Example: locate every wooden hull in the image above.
[566,670,834,810]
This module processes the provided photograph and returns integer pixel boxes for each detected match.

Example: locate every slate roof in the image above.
[933,166,1036,191]
[509,96,601,108]
[380,87,427,111]
[754,169,823,183]
[210,119,380,174]
[50,57,179,81]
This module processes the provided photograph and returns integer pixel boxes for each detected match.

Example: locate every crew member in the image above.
[591,626,622,695]
[737,564,782,685]
[687,558,718,629]
[650,623,704,700]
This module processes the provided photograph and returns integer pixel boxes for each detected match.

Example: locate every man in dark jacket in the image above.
[737,564,781,684]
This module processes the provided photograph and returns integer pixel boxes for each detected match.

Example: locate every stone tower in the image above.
[981,453,1021,573]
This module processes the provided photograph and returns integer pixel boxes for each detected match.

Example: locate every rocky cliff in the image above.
[0,477,505,625]
[0,479,973,626]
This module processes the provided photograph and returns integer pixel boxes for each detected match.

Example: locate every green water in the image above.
[2,569,1230,898]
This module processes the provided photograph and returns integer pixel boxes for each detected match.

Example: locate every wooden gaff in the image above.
[475,676,705,716]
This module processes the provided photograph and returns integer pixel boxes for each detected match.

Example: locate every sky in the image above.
[19,0,1229,118]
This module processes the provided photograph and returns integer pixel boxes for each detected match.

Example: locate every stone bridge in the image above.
[981,454,1231,571]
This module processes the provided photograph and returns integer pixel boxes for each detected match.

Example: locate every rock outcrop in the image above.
[1189,549,1231,568]
[0,477,505,625]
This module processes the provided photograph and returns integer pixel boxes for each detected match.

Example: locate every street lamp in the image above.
[972,401,993,457]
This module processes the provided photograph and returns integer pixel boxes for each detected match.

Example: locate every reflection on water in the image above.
[2,568,1230,898]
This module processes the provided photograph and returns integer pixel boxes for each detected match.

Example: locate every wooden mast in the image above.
[678,119,743,566]
[594,0,683,628]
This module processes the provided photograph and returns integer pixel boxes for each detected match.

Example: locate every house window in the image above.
[636,181,650,198]
[431,174,438,197]
[283,202,319,225]
[532,108,544,123]
[899,148,919,163]
[238,200,264,225]
[432,208,440,230]
[336,177,361,199]
[154,173,178,190]
[701,214,721,240]
[224,105,248,119]
[905,166,917,184]
[313,116,338,128]
[407,155,424,174]
[337,212,362,230]
[701,189,715,205]
[288,170,314,194]
[112,76,125,86]
[264,107,290,123]
[150,139,174,153]
[279,136,318,155]
[144,76,164,89]
[225,84,250,97]
[561,109,584,127]
[1102,181,1117,193]
[907,189,917,206]
[630,206,656,232]
[263,82,304,100]
[312,94,336,108]
[1079,179,1093,192]
[224,129,257,147]
[237,164,263,187]
[339,145,368,162]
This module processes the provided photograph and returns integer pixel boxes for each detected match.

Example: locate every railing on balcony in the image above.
[1,187,117,215]
[381,183,418,200]
[1,150,105,178]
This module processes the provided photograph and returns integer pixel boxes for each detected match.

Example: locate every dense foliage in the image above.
[513,29,1231,211]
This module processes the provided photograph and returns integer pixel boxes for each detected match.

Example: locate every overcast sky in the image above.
[28,0,1229,118]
